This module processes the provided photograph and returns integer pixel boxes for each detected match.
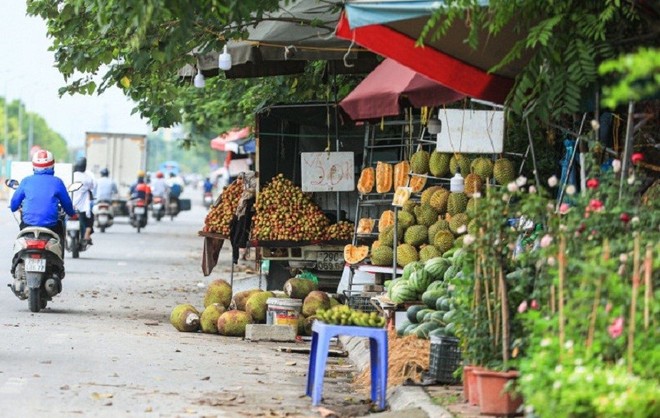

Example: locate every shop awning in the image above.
[336,1,532,104]
[339,58,465,120]
[210,127,253,153]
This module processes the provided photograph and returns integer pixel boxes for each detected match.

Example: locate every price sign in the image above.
[301,152,354,192]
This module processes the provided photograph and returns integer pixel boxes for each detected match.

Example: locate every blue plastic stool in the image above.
[306,321,388,410]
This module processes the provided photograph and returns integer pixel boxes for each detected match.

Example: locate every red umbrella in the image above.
[339,58,465,120]
[210,127,251,152]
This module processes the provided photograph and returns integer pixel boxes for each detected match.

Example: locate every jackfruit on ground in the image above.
[397,210,416,228]
[245,291,275,323]
[429,188,450,213]
[449,213,469,235]
[404,225,428,246]
[414,203,439,226]
[200,303,226,333]
[302,291,331,317]
[396,243,419,267]
[471,157,494,179]
[429,152,451,177]
[464,173,483,197]
[447,192,468,216]
[410,150,430,174]
[203,279,233,308]
[217,310,252,337]
[230,289,261,311]
[494,158,515,185]
[419,245,442,263]
[450,154,471,175]
[433,230,455,254]
[170,304,200,332]
[371,245,394,266]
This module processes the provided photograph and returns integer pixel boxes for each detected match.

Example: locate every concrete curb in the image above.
[339,335,453,417]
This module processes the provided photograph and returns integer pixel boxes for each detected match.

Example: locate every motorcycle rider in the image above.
[95,168,118,202]
[150,171,169,201]
[9,149,76,253]
[203,177,213,194]
[72,157,96,246]
[166,172,184,212]
[130,173,152,204]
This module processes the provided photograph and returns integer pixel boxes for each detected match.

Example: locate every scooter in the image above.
[130,198,148,232]
[151,196,166,221]
[203,191,214,209]
[167,197,180,221]
[94,200,114,232]
[5,179,81,312]
[65,212,89,259]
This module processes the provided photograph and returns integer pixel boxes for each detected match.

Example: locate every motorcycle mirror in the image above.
[68,182,83,192]
[4,179,19,190]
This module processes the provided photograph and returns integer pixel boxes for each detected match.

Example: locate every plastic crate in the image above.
[429,336,462,384]
[348,295,379,313]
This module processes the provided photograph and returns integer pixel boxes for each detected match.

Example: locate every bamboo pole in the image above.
[628,235,640,373]
[587,240,610,348]
[480,250,494,339]
[644,244,653,330]
[499,265,510,365]
[558,236,567,359]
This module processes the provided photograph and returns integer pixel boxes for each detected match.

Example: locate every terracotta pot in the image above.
[467,366,484,406]
[462,366,473,402]
[474,369,523,416]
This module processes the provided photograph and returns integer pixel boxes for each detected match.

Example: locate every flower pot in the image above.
[474,369,523,416]
[462,366,474,402]
[467,366,484,406]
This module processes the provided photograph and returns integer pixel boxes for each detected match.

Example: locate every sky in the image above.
[0,1,151,149]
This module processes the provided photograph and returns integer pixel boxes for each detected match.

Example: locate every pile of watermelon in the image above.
[383,248,466,340]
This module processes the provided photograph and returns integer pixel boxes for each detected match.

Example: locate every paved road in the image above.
[0,190,353,418]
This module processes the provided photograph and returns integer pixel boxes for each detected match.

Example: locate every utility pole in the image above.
[17,102,22,161]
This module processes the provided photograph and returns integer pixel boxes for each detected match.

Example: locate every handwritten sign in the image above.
[301,152,354,192]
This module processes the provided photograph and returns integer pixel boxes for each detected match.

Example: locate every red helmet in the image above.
[156,171,164,178]
[32,149,55,171]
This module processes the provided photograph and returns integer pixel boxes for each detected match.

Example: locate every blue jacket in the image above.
[10,170,76,227]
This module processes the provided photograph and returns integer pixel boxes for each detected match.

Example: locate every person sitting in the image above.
[72,157,96,246]
[95,168,118,202]
[9,149,76,254]
[150,171,169,201]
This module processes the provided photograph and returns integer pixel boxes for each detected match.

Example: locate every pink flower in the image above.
[608,317,624,339]
[559,203,571,215]
[620,213,630,224]
[548,176,558,187]
[540,234,553,248]
[530,300,540,310]
[631,153,644,165]
[586,178,599,189]
[611,159,621,173]
[517,301,528,314]
[588,199,604,212]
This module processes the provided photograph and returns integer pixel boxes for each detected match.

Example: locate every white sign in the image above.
[301,152,354,192]
[436,109,504,154]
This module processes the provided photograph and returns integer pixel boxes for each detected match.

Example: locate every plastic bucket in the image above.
[266,298,302,327]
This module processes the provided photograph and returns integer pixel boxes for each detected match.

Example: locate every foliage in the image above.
[599,47,660,108]
[421,0,654,120]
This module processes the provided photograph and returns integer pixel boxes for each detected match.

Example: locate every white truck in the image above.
[85,132,147,199]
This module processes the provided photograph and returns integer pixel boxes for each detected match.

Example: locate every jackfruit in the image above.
[450,154,471,175]
[404,225,428,246]
[410,150,430,174]
[396,243,419,267]
[200,303,226,333]
[402,200,418,213]
[419,245,442,263]
[378,224,404,247]
[245,291,275,323]
[493,158,515,185]
[449,213,469,235]
[433,231,455,254]
[413,203,439,227]
[170,304,200,332]
[203,279,233,308]
[447,192,468,216]
[421,186,443,205]
[468,219,478,235]
[466,198,478,217]
[371,246,394,266]
[302,291,331,317]
[429,152,451,177]
[217,310,252,337]
[464,173,484,197]
[471,157,494,179]
[397,210,416,229]
[429,188,450,213]
[428,219,450,240]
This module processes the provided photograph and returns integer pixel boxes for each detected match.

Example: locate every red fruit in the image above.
[586,178,599,189]
[631,153,644,165]
[620,213,630,224]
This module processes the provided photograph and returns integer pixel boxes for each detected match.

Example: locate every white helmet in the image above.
[32,149,55,171]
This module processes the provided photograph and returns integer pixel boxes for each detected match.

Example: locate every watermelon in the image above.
[444,322,456,336]
[429,311,446,325]
[402,261,424,281]
[423,310,436,323]
[422,289,444,309]
[396,319,411,336]
[406,305,426,323]
[424,257,452,280]
[413,322,439,339]
[416,308,433,323]
[443,265,458,281]
[443,310,456,323]
[429,327,447,338]
[426,281,445,292]
[409,268,432,293]
[384,279,393,290]
[390,280,417,303]
[436,297,452,311]
[404,323,418,336]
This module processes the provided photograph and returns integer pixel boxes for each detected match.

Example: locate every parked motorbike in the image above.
[151,196,166,221]
[5,179,81,312]
[130,198,148,232]
[94,200,114,232]
[203,191,213,209]
[66,212,89,259]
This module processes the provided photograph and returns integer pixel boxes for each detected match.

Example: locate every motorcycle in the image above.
[130,198,148,232]
[151,196,166,221]
[94,200,114,232]
[66,212,89,259]
[5,179,82,312]
[203,191,214,209]
[167,197,180,221]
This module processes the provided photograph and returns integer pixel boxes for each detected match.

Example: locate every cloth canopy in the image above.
[339,58,465,120]
[336,1,532,104]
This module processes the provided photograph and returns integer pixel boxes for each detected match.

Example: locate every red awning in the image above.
[210,127,251,152]
[340,58,465,120]
[335,11,517,104]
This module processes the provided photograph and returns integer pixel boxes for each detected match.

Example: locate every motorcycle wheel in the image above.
[28,288,41,313]
[100,226,106,233]
[137,226,141,233]
[72,236,80,259]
